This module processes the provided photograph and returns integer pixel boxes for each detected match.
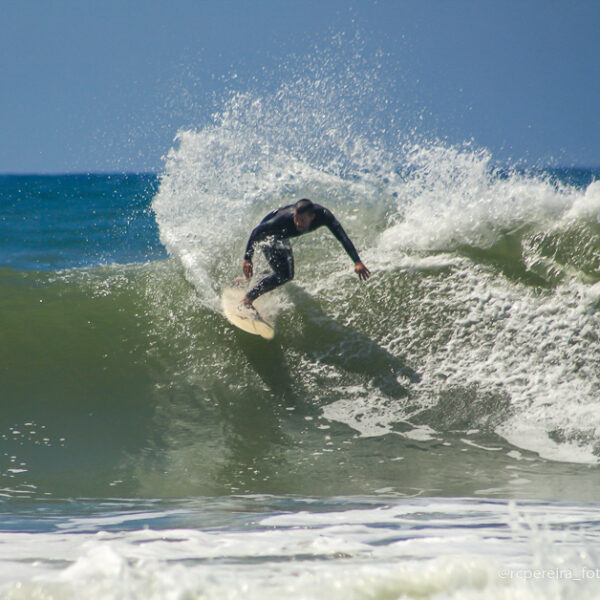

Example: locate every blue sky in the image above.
[2,0,599,173]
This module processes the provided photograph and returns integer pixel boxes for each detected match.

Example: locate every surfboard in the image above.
[221,286,275,340]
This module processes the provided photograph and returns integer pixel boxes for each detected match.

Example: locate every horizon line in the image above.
[0,171,160,177]
[1,165,600,177]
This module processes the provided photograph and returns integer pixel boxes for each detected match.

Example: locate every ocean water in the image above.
[2,58,600,599]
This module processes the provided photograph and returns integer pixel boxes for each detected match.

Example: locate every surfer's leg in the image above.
[246,244,294,302]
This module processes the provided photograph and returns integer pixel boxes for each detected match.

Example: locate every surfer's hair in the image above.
[294,198,315,215]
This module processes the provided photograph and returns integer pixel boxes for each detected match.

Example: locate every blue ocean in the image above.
[2,62,600,598]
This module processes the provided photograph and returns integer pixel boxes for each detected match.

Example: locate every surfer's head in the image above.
[293,198,316,231]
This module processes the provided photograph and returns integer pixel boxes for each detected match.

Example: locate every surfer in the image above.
[239,198,370,311]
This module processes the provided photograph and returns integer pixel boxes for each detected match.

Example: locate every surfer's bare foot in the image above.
[237,296,258,316]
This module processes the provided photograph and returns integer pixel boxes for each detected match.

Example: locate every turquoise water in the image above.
[2,57,600,598]
[0,174,164,270]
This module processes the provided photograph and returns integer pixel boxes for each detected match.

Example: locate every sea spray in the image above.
[152,52,600,467]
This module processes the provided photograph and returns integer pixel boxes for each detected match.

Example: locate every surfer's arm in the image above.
[324,210,361,263]
[243,208,287,262]
[243,223,271,262]
[243,218,280,279]
[243,228,259,262]
[242,229,260,279]
[323,209,370,280]
[242,259,253,279]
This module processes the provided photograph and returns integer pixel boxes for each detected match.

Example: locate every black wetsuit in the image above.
[244,203,361,302]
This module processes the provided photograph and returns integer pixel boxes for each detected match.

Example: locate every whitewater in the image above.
[2,46,600,599]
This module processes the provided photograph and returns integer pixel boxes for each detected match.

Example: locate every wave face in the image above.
[151,54,600,492]
[2,61,600,501]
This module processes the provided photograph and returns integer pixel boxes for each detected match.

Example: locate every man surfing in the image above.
[239,198,370,312]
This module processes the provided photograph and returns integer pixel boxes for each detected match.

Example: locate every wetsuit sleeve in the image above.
[323,209,361,263]
[244,219,277,261]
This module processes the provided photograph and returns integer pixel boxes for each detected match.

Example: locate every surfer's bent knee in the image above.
[246,255,293,302]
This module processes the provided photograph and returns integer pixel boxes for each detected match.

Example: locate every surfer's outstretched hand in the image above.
[355,261,371,281]
[243,259,253,279]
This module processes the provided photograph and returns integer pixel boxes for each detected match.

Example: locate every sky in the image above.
[2,0,599,173]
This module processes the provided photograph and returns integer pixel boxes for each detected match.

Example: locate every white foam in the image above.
[566,180,600,222]
[3,499,600,599]
[377,145,588,254]
[500,422,599,465]
[322,242,600,463]
[424,269,600,462]
[354,148,600,463]
[321,387,413,437]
